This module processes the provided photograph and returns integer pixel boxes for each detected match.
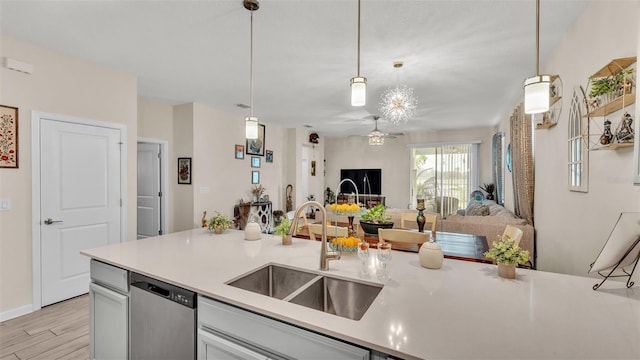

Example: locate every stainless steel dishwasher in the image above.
[130,272,197,360]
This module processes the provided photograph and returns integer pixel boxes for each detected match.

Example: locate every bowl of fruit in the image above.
[329,236,361,253]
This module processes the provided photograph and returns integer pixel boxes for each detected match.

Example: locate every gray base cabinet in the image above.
[198,296,370,360]
[89,260,129,360]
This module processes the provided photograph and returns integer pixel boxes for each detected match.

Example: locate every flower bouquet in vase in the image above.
[483,236,530,279]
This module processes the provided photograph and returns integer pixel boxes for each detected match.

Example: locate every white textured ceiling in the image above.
[1,0,587,137]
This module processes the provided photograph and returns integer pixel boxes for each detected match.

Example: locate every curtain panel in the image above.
[510,104,535,225]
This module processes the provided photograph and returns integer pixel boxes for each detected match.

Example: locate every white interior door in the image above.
[40,119,122,306]
[137,142,161,239]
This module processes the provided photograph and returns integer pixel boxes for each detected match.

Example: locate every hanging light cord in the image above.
[249,8,255,117]
[356,0,361,77]
[535,0,540,76]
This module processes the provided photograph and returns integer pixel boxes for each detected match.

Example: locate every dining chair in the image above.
[378,228,430,245]
[286,211,309,227]
[307,223,348,241]
[502,225,523,246]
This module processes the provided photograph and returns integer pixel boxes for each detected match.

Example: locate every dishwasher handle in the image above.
[148,284,170,297]
[130,272,196,308]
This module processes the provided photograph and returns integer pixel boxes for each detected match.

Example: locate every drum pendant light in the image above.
[244,0,260,139]
[523,0,550,114]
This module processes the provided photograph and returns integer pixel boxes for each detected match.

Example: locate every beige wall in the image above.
[137,97,175,233]
[0,35,137,314]
[191,102,289,225]
[172,103,195,232]
[324,127,496,209]
[502,0,640,277]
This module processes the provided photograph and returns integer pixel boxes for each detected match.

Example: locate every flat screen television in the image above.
[339,169,381,195]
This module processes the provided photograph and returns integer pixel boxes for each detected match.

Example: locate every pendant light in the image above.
[244,0,259,139]
[350,0,366,106]
[523,0,550,114]
[379,61,418,125]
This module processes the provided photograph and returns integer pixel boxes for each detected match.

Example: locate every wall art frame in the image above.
[178,157,192,184]
[251,156,261,168]
[0,104,19,168]
[251,170,260,184]
[246,124,265,156]
[235,144,245,159]
[265,150,273,163]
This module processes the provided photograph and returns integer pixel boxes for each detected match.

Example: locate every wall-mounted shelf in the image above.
[590,142,634,151]
[586,57,636,151]
[584,93,635,117]
[536,75,562,130]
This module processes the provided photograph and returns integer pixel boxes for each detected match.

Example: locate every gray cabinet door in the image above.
[198,329,268,360]
[90,282,128,360]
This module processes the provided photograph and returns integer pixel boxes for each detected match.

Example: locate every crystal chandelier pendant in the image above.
[379,85,417,125]
[379,61,417,125]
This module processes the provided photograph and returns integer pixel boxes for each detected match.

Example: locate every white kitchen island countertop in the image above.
[81,229,640,360]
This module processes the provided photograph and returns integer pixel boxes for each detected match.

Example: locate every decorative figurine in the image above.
[416,198,426,233]
[600,119,614,145]
[615,112,634,143]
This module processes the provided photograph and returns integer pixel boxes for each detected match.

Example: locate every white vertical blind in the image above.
[411,143,478,216]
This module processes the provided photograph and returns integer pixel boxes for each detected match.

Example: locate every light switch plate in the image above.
[0,198,11,211]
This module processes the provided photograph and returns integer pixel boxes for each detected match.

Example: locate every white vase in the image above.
[419,242,443,269]
[244,222,261,241]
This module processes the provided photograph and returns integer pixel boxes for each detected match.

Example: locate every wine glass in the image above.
[357,240,370,275]
[377,242,392,281]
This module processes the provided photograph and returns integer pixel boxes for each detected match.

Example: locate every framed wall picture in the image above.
[235,144,245,159]
[251,156,261,168]
[178,157,192,184]
[251,171,260,184]
[246,124,265,156]
[266,150,273,163]
[0,105,19,168]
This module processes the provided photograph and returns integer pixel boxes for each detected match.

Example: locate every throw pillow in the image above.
[466,202,490,216]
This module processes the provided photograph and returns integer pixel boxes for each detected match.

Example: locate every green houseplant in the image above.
[273,217,293,245]
[207,212,232,234]
[360,204,393,235]
[483,236,530,279]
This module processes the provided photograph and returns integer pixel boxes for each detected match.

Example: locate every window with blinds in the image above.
[410,142,479,216]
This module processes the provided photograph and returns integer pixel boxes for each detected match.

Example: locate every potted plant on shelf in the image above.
[479,183,495,201]
[207,212,232,234]
[589,68,635,106]
[483,236,530,279]
[273,217,293,245]
[359,204,394,235]
[251,185,265,202]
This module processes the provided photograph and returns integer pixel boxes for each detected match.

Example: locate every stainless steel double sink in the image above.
[226,263,383,321]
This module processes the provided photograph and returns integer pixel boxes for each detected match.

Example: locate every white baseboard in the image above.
[0,304,34,322]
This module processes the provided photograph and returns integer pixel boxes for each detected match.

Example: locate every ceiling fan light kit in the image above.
[244,0,260,139]
[379,61,417,125]
[350,0,366,106]
[523,0,551,115]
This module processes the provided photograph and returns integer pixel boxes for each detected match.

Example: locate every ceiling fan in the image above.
[363,115,403,139]
[349,115,404,145]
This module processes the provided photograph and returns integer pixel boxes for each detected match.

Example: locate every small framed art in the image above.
[178,157,192,184]
[251,171,260,184]
[251,156,261,168]
[235,144,245,159]
[0,105,19,168]
[265,150,273,163]
[246,124,265,156]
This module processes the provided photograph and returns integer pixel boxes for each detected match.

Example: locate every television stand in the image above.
[337,194,385,209]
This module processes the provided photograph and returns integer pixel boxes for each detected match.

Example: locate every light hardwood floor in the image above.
[0,295,89,360]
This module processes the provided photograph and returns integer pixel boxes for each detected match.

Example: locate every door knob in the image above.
[44,218,63,225]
